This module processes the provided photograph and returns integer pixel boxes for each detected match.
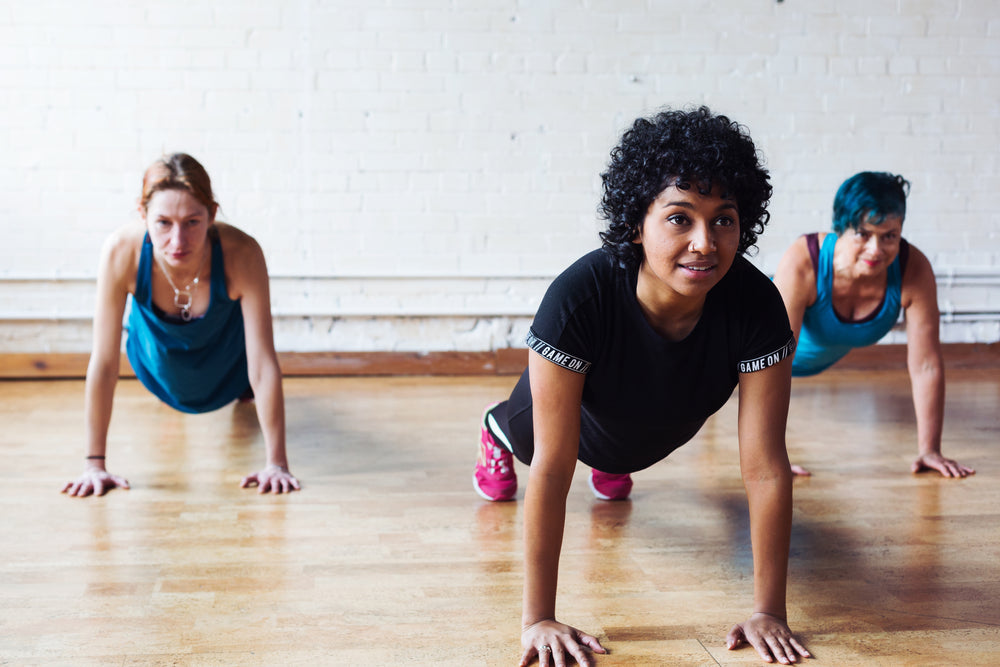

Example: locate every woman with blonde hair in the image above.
[63,153,299,497]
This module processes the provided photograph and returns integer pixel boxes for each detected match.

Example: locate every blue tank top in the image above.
[126,232,249,413]
[792,232,907,377]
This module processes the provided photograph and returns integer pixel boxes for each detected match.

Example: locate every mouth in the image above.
[680,263,716,273]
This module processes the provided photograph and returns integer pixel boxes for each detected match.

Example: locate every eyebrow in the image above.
[660,200,737,211]
[857,223,900,233]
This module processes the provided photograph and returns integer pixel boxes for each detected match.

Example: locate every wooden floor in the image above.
[1,370,998,666]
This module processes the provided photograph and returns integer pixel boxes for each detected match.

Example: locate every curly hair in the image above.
[598,106,772,271]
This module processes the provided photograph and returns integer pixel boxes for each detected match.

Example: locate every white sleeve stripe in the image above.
[738,336,796,374]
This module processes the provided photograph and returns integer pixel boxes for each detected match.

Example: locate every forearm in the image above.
[908,361,945,456]
[745,475,793,618]
[84,359,119,467]
[521,467,573,627]
[250,358,288,468]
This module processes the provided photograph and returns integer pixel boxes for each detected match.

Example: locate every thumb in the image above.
[726,623,746,650]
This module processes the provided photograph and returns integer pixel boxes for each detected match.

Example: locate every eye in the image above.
[714,216,736,227]
[667,214,690,226]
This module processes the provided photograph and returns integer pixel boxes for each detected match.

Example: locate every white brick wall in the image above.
[0,0,997,353]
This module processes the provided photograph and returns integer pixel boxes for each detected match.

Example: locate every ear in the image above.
[632,224,643,245]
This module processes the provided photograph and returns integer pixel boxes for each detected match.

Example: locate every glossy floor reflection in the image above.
[0,369,997,665]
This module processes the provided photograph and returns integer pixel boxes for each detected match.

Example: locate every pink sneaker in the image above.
[589,469,633,500]
[473,404,517,501]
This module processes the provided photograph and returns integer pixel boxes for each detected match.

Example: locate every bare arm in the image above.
[901,245,973,478]
[519,350,606,667]
[64,230,135,496]
[772,235,818,477]
[224,228,299,493]
[772,235,818,345]
[727,356,810,664]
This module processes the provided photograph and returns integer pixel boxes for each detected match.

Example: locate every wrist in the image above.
[918,444,942,456]
[752,610,787,622]
[522,617,555,632]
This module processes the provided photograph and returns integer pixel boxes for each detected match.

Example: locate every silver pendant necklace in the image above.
[157,247,208,322]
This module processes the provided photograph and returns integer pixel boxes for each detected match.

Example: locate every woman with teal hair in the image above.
[774,171,974,478]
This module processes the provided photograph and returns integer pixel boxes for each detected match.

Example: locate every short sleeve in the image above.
[526,250,609,375]
[732,258,796,374]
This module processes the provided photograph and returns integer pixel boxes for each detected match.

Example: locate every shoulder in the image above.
[215,222,266,269]
[559,248,618,280]
[214,222,269,300]
[532,249,619,347]
[901,240,933,278]
[215,222,262,255]
[772,233,823,309]
[900,240,937,305]
[774,234,818,280]
[545,249,620,300]
[103,222,144,254]
[99,223,144,278]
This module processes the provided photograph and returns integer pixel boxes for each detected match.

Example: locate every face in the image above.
[635,182,741,304]
[840,215,903,277]
[141,189,214,268]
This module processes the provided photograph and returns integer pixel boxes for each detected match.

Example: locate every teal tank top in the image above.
[792,233,908,377]
[126,232,249,413]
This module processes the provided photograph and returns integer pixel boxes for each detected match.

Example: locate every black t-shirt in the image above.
[516,248,794,474]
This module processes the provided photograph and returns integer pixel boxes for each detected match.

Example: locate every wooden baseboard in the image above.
[831,342,1000,370]
[277,349,530,376]
[0,349,532,379]
[0,343,997,379]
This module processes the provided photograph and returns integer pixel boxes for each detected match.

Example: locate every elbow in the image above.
[741,454,793,488]
[528,458,577,498]
[246,354,281,391]
[908,355,943,382]
[86,353,120,382]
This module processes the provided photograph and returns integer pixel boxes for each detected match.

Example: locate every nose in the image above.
[689,221,716,254]
[865,234,882,256]
[170,225,188,249]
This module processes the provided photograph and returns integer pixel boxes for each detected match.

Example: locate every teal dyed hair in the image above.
[832,171,910,234]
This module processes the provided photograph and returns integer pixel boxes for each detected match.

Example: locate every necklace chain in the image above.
[157,246,208,322]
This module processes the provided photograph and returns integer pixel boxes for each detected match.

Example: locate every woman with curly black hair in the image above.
[473,107,809,665]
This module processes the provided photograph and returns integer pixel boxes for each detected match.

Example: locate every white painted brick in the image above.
[212,5,284,28]
[316,69,380,92]
[0,0,997,352]
[869,15,928,37]
[323,50,361,70]
[185,70,250,90]
[900,0,960,12]
[778,34,839,56]
[361,8,426,31]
